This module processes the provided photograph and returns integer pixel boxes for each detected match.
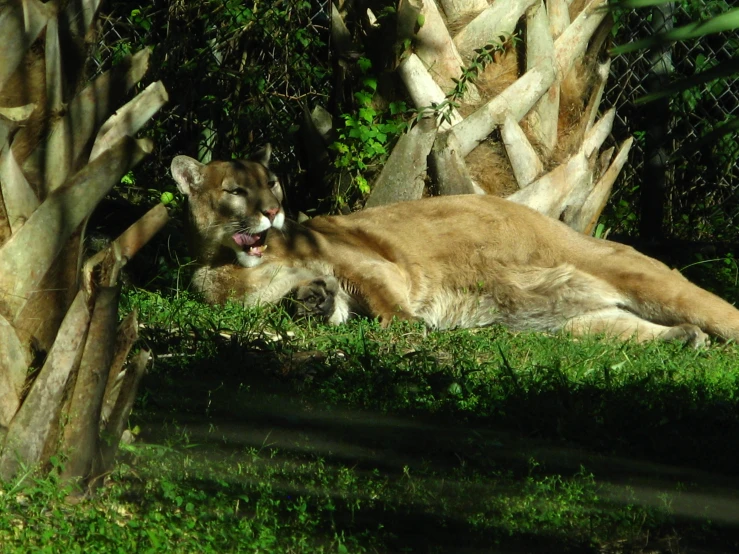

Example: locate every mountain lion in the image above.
[171,145,285,270]
[172,152,739,347]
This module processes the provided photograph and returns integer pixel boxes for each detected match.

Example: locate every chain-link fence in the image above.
[92,1,738,242]
[91,0,332,205]
[603,2,739,242]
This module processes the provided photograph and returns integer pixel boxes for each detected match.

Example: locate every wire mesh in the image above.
[92,1,739,241]
[603,3,739,240]
[90,0,332,194]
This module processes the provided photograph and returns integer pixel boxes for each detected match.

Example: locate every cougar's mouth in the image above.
[232,232,268,257]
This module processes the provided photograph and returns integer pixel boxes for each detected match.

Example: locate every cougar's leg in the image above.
[600,264,739,342]
[563,307,709,348]
[337,262,418,327]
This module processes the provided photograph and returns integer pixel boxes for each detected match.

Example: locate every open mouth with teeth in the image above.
[232,232,268,257]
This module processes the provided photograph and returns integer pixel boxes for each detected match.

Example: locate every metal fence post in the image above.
[640,1,675,242]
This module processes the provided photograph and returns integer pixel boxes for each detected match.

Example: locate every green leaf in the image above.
[611,8,739,55]
[634,59,739,104]
[417,14,425,28]
[389,101,407,115]
[359,107,376,123]
[671,116,739,159]
[363,77,378,92]
[358,127,377,141]
[354,91,373,106]
[357,57,372,72]
[356,175,370,194]
[371,142,386,155]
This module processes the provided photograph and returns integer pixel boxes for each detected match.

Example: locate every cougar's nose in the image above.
[263,207,280,222]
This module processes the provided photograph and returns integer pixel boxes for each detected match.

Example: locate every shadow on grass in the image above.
[130,333,739,553]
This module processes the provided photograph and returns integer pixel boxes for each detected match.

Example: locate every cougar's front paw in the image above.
[290,276,339,320]
[661,323,709,349]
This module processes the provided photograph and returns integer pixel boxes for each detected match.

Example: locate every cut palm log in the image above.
[0,0,167,490]
[351,0,624,231]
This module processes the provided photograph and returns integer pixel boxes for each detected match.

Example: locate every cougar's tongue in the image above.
[233,232,259,247]
[233,232,267,257]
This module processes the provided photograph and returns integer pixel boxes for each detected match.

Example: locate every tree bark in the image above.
[60,284,120,482]
[0,0,167,490]
[333,0,629,230]
[0,137,152,321]
[366,117,437,207]
[453,0,538,61]
[501,114,543,187]
[0,290,90,481]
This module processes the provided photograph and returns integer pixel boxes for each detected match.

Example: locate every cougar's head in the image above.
[171,145,285,267]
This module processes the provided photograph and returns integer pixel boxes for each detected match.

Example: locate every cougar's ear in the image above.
[171,156,205,196]
[250,143,272,167]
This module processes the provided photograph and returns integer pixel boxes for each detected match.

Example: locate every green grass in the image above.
[0,442,683,553]
[0,445,660,553]
[2,288,738,553]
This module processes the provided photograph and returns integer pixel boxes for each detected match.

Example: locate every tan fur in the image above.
[180,166,739,345]
[171,146,286,270]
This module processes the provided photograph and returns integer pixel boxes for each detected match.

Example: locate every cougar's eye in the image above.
[269,180,279,190]
[225,188,243,196]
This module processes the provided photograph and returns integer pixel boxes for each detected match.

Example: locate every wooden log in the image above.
[547,0,570,39]
[449,62,556,157]
[524,0,558,154]
[552,0,608,77]
[0,105,36,243]
[582,108,615,158]
[0,104,35,148]
[44,16,63,112]
[330,2,354,58]
[93,348,150,488]
[408,0,480,101]
[0,290,90,480]
[448,0,608,157]
[11,229,82,353]
[568,138,634,234]
[0,145,39,233]
[0,105,35,121]
[82,202,170,292]
[430,130,477,195]
[508,108,615,217]
[100,310,138,426]
[560,10,612,121]
[585,59,612,133]
[29,49,153,192]
[438,0,488,24]
[63,0,104,36]
[506,151,590,217]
